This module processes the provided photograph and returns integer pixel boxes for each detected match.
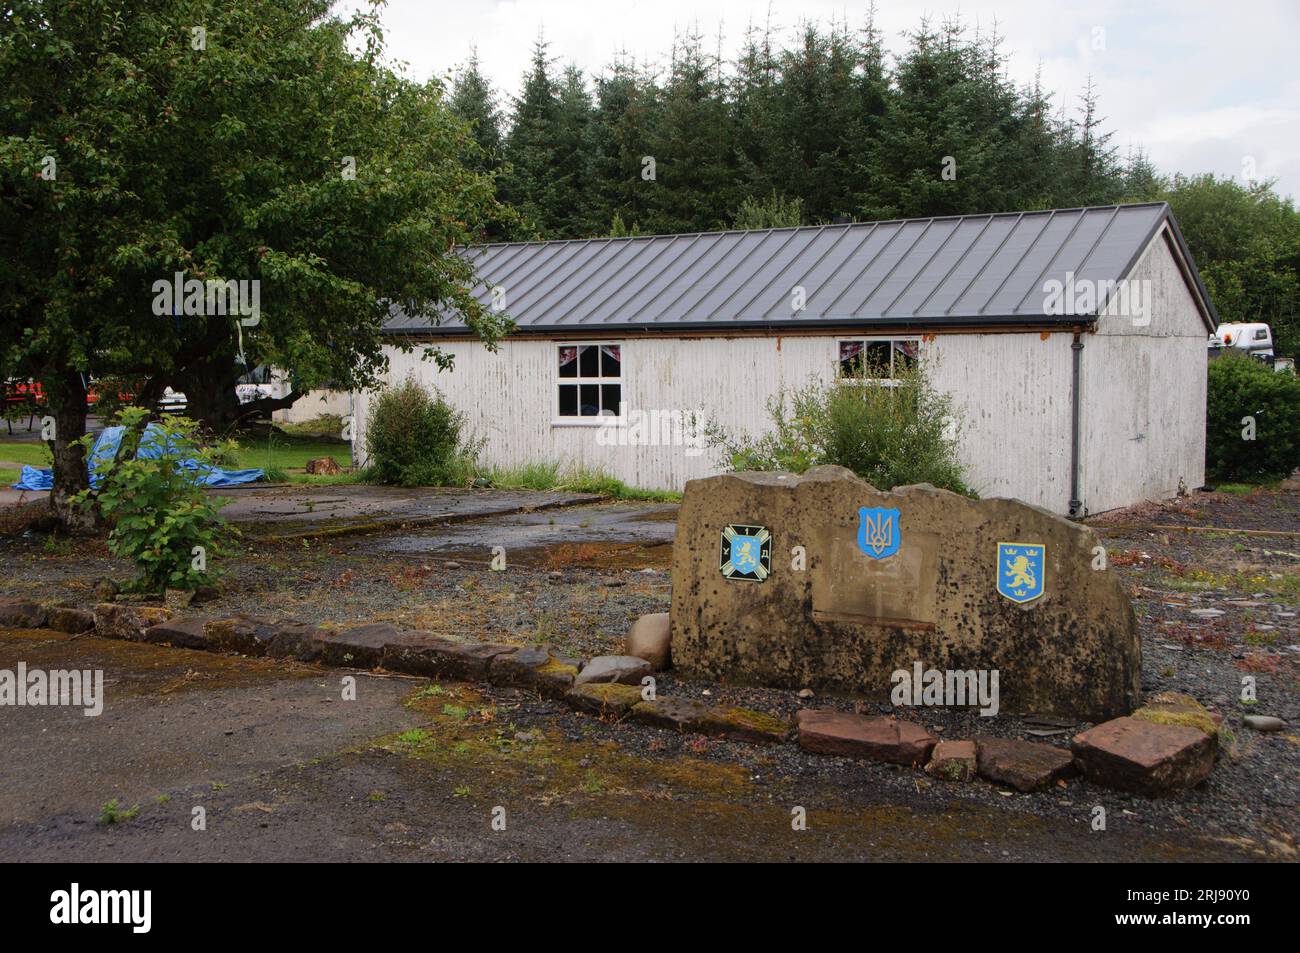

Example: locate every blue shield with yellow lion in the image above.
[857,507,901,560]
[997,542,1045,603]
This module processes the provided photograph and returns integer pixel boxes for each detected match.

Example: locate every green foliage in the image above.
[1206,353,1300,482]
[1,0,511,491]
[708,364,972,494]
[74,408,235,592]
[1164,174,1300,358]
[364,377,478,487]
[98,799,140,825]
[482,461,680,501]
[733,191,805,229]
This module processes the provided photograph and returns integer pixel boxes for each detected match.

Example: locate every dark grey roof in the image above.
[387,202,1216,334]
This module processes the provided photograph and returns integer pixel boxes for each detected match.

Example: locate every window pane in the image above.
[558,384,578,416]
[839,341,864,378]
[601,383,622,415]
[601,345,621,377]
[894,340,918,372]
[558,347,578,378]
[579,345,599,378]
[863,341,891,376]
[579,383,600,416]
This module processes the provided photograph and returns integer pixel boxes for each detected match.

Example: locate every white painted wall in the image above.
[354,234,1208,515]
[354,330,1079,510]
[1079,228,1210,514]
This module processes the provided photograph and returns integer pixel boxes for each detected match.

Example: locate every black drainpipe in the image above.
[1068,329,1084,519]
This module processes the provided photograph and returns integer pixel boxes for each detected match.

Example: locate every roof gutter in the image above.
[384,314,1101,339]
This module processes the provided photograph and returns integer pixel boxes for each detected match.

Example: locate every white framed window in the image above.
[837,338,920,384]
[554,343,623,423]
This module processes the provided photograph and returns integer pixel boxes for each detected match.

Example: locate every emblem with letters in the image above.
[997,542,1046,603]
[857,507,901,560]
[720,524,772,582]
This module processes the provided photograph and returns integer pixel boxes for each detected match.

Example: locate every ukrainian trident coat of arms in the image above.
[857,507,901,560]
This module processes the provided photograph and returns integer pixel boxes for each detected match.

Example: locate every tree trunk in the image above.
[48,371,97,532]
[175,359,245,435]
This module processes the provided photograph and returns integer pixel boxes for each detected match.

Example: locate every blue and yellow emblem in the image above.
[720,524,772,582]
[857,507,901,560]
[997,542,1046,603]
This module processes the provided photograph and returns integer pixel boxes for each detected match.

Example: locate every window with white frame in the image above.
[556,343,622,419]
[838,338,920,382]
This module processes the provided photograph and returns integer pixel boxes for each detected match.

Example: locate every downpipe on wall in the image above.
[1068,329,1084,519]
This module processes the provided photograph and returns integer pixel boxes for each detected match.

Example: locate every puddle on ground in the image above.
[366,503,676,567]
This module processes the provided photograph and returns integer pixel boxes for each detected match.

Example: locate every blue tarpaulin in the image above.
[10,424,264,491]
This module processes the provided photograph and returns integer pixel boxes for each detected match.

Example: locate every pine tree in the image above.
[450,48,503,169]
[501,37,563,237]
[642,28,737,232]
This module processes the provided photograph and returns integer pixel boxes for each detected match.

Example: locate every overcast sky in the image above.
[342,0,1300,202]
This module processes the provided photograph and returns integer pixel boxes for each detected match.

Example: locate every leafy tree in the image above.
[74,407,236,592]
[1164,174,1300,356]
[733,191,804,229]
[0,0,509,525]
[1206,352,1300,481]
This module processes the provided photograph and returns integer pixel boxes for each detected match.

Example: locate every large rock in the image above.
[488,647,582,698]
[925,740,977,782]
[630,696,712,731]
[266,621,330,662]
[318,623,420,669]
[94,603,172,641]
[796,710,936,764]
[381,632,514,680]
[565,682,645,717]
[573,654,652,686]
[976,737,1076,791]
[693,705,793,744]
[1071,717,1216,795]
[204,615,282,656]
[144,617,216,651]
[1132,692,1222,736]
[46,606,96,634]
[625,613,671,670]
[0,600,47,629]
[670,467,1140,720]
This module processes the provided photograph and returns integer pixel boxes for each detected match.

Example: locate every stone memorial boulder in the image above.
[670,466,1140,721]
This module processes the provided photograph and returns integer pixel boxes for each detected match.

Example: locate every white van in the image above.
[1210,322,1274,360]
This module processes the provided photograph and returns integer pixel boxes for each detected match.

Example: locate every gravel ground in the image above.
[1,488,1297,860]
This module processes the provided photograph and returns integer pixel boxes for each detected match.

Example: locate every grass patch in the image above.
[0,441,52,467]
[484,462,680,502]
[1214,482,1278,495]
[98,799,141,825]
[234,431,352,471]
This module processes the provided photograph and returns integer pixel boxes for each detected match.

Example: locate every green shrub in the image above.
[1206,352,1300,481]
[707,363,972,495]
[363,377,478,486]
[74,407,235,592]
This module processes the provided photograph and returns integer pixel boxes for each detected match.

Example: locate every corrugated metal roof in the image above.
[387,202,1214,334]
